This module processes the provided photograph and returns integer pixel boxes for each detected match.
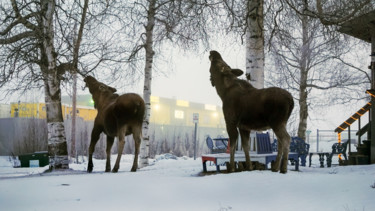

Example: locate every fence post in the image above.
[316,129,319,152]
[193,113,199,160]
[348,125,351,154]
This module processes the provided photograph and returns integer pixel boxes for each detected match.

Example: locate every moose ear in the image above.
[99,85,106,91]
[110,87,117,93]
[231,69,244,77]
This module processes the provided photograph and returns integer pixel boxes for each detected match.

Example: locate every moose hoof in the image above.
[131,167,137,172]
[112,168,119,173]
[87,166,93,173]
[280,168,287,174]
[105,168,111,172]
[245,166,253,171]
[271,168,279,172]
[226,163,234,173]
[237,162,244,172]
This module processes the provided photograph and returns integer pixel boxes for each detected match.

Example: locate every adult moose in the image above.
[208,51,294,173]
[84,76,145,172]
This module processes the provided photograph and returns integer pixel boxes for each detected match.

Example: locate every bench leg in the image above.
[309,153,313,167]
[326,154,332,167]
[202,161,207,172]
[295,158,299,171]
[216,164,220,172]
[300,155,306,167]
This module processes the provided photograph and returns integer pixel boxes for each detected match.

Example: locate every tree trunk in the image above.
[71,69,77,162]
[297,4,310,141]
[139,0,156,168]
[42,0,69,169]
[71,0,88,163]
[245,0,264,89]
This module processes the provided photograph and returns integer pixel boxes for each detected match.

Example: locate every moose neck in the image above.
[92,93,117,111]
[211,73,237,99]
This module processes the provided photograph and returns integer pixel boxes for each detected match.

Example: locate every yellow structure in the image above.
[150,96,225,128]
[9,95,225,129]
[10,102,97,121]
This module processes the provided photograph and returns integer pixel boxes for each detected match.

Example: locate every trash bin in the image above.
[19,151,49,167]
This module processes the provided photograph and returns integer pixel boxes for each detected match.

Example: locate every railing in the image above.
[334,100,372,156]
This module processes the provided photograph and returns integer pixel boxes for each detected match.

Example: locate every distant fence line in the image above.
[2,118,364,157]
[306,129,361,152]
[0,118,225,158]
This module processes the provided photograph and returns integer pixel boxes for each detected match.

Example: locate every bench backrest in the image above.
[331,140,349,154]
[272,136,309,155]
[290,137,310,155]
[215,139,227,149]
[256,132,273,154]
[206,136,214,150]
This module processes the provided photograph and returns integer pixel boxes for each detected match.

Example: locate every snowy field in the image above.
[0,152,374,211]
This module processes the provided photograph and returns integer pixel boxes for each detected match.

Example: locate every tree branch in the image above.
[0,31,36,44]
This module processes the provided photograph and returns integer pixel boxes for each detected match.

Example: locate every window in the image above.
[176,100,189,107]
[174,110,184,119]
[205,104,216,111]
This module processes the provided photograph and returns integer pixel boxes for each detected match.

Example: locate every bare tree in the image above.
[0,0,71,169]
[222,0,265,87]
[283,0,374,27]
[266,0,369,140]
[112,0,212,167]
[0,0,122,169]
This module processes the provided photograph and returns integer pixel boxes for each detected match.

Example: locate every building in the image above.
[8,95,225,129]
[9,102,97,121]
[0,104,10,118]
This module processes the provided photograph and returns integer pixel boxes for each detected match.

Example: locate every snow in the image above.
[0,154,374,211]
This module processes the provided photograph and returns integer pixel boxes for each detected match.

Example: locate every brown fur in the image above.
[209,51,294,173]
[84,76,145,173]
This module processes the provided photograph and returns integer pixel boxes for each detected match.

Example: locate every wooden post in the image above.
[348,126,351,154]
[358,116,361,145]
[370,31,375,163]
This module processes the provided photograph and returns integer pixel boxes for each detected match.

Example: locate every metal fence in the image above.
[0,118,226,158]
[307,129,361,152]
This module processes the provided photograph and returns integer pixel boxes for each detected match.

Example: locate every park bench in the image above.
[272,136,310,166]
[202,132,299,172]
[327,140,349,167]
[205,136,228,154]
[308,140,349,167]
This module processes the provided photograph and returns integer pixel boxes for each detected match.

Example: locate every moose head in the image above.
[84,76,117,109]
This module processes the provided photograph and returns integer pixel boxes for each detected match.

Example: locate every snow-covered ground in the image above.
[0,152,374,211]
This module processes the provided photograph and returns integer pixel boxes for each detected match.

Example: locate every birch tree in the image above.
[283,0,374,27]
[0,0,70,169]
[0,0,114,169]
[115,0,211,167]
[246,0,264,89]
[266,0,370,140]
[222,0,265,87]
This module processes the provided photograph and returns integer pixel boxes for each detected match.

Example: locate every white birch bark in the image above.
[297,3,310,141]
[42,0,69,169]
[246,0,264,89]
[139,0,157,168]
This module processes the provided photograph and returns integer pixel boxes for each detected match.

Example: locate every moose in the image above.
[208,50,294,173]
[84,76,145,173]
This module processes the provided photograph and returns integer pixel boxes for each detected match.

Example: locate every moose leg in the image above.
[280,128,291,174]
[112,127,126,173]
[88,126,102,173]
[273,126,291,173]
[227,125,238,173]
[131,127,142,172]
[239,129,252,171]
[105,136,115,172]
[272,138,283,172]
